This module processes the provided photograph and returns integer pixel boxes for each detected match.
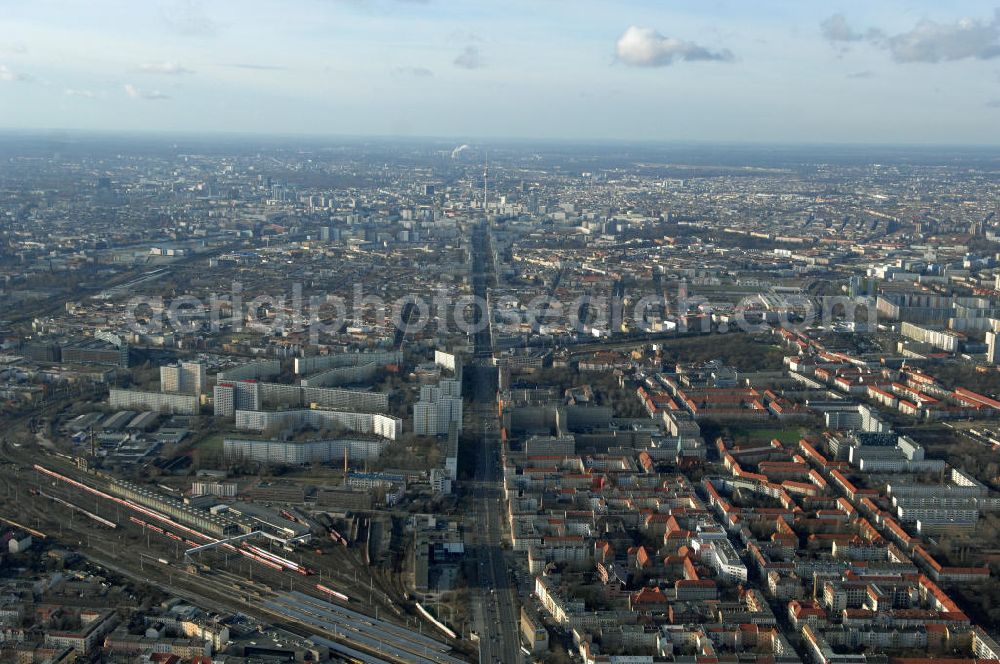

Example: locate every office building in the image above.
[191,481,237,498]
[61,338,129,368]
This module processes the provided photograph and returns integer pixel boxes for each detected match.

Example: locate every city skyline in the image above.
[2,0,1000,144]
[4,74,1000,664]
[6,4,1000,664]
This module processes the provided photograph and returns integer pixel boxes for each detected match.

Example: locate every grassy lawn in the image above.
[193,432,225,454]
[725,426,805,445]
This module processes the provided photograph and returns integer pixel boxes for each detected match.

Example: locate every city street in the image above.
[467,222,522,664]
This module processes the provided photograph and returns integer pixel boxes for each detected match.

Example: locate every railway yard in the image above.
[0,439,474,663]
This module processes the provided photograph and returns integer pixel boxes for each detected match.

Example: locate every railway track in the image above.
[0,434,473,654]
[0,454,473,656]
[1,461,383,595]
[0,478,470,662]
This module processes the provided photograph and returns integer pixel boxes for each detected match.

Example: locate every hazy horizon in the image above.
[2,1,1000,145]
[4,127,1000,151]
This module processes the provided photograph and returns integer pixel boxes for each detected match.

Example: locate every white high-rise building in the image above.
[412,379,463,436]
[214,384,234,417]
[161,361,206,395]
[214,380,261,417]
[988,330,999,365]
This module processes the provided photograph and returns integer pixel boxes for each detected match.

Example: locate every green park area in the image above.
[721,425,806,446]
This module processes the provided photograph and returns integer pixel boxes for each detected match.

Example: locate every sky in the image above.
[1,0,1000,144]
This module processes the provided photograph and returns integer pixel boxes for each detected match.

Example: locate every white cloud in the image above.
[139,61,194,75]
[820,10,1000,63]
[454,45,483,69]
[820,14,876,43]
[888,13,1000,63]
[160,0,218,37]
[65,88,97,99]
[124,84,170,100]
[0,64,32,82]
[615,26,734,67]
[223,63,286,71]
[0,42,27,54]
[393,66,433,77]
